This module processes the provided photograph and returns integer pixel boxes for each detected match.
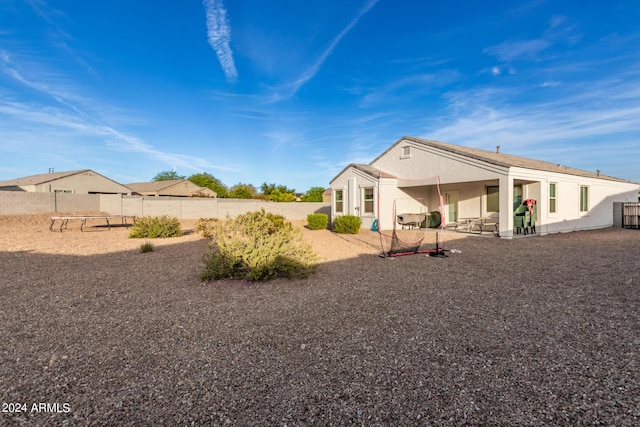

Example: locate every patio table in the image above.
[49,215,136,232]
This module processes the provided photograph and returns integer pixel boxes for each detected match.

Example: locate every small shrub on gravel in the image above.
[201,209,318,282]
[195,218,218,238]
[333,215,361,234]
[128,215,183,238]
[307,213,329,230]
[139,241,154,253]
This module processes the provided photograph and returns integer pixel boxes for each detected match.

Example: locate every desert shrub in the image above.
[128,215,183,238]
[201,209,318,282]
[333,215,361,234]
[139,241,155,253]
[307,213,329,230]
[196,218,218,238]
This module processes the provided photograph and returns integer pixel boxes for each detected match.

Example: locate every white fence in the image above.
[0,192,330,220]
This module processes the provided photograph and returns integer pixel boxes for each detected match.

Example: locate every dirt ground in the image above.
[1,214,639,426]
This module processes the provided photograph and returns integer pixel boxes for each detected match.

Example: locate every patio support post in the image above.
[499,174,514,238]
[348,177,357,216]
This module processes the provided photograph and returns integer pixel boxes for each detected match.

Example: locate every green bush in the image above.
[201,209,318,282]
[333,215,362,234]
[139,241,155,253]
[307,213,329,230]
[128,215,183,238]
[195,218,218,238]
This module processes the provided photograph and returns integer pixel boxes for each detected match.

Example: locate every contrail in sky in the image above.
[203,0,238,82]
[275,0,380,100]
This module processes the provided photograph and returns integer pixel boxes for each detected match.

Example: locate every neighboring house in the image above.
[0,169,131,194]
[126,180,217,198]
[330,136,640,238]
[322,188,332,204]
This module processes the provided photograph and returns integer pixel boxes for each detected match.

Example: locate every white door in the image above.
[445,192,459,224]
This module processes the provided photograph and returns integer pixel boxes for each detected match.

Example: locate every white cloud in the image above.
[203,0,238,82]
[539,80,561,87]
[0,54,238,174]
[359,70,460,107]
[270,0,380,101]
[484,39,552,62]
[426,77,640,177]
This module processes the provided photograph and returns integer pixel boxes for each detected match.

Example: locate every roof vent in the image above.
[496,145,500,154]
[48,168,55,173]
[597,169,601,177]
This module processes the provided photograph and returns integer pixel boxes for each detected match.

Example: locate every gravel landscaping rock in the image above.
[1,214,639,426]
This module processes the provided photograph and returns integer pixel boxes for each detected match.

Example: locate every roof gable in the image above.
[126,180,187,193]
[330,163,397,184]
[0,169,91,187]
[373,136,636,184]
[126,179,215,197]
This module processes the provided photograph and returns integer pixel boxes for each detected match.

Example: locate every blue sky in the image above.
[1,0,639,192]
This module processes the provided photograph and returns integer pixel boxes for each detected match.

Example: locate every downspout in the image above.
[376,181,381,230]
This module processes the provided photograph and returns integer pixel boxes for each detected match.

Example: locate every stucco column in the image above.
[499,174,514,238]
[348,177,357,216]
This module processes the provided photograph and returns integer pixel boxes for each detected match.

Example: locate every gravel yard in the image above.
[1,214,639,426]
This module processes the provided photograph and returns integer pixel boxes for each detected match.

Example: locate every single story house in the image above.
[330,136,639,238]
[322,188,332,204]
[0,169,131,194]
[126,180,217,198]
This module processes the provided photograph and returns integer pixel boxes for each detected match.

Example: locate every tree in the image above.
[228,183,257,199]
[269,189,297,202]
[301,187,325,202]
[153,170,185,181]
[188,173,228,198]
[260,182,296,202]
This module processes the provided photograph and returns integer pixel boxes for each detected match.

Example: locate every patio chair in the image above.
[514,205,527,234]
[526,210,536,234]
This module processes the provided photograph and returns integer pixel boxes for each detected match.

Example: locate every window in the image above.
[486,186,499,212]
[363,188,374,214]
[580,186,589,212]
[401,146,411,158]
[549,183,557,213]
[513,185,523,210]
[335,190,344,213]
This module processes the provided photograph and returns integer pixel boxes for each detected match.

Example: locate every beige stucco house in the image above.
[0,169,131,194]
[126,180,217,198]
[330,136,639,238]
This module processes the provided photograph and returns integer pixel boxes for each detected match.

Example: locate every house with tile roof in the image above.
[330,136,639,238]
[0,169,131,195]
[126,179,217,198]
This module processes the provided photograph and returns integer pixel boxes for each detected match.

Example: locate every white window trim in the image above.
[549,182,557,215]
[334,189,344,215]
[579,185,589,213]
[485,185,499,214]
[361,186,375,216]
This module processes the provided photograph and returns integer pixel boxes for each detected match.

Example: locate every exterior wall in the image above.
[33,171,130,194]
[0,192,329,220]
[377,179,407,230]
[334,137,638,236]
[216,199,329,220]
[399,181,499,225]
[0,192,55,214]
[510,167,639,235]
[55,193,100,212]
[0,192,99,214]
[330,168,379,229]
[371,140,508,184]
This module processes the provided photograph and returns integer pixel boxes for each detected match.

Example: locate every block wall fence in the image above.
[0,192,330,220]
